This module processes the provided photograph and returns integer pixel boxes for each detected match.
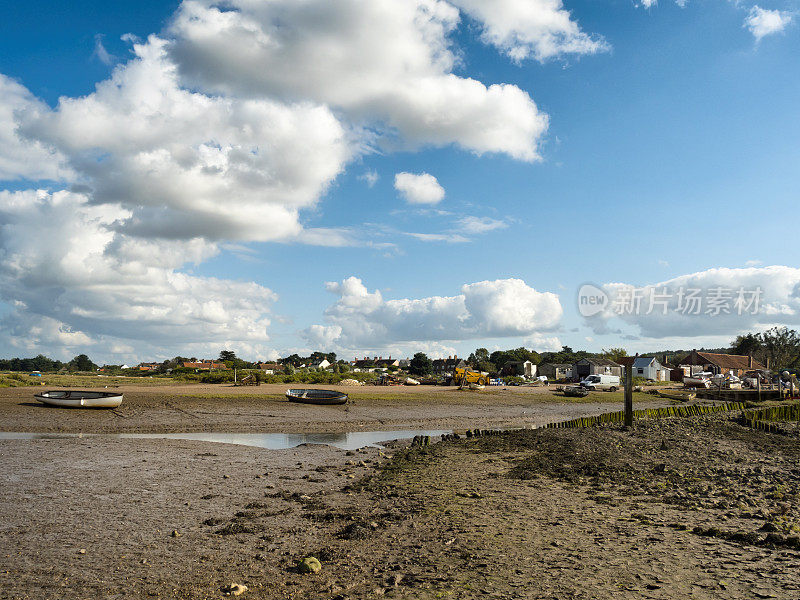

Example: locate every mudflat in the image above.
[3,383,797,599]
[0,383,666,433]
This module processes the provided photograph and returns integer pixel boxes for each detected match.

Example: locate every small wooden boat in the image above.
[34,390,123,408]
[285,389,348,405]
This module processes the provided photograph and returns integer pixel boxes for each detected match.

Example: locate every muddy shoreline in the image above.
[0,384,670,434]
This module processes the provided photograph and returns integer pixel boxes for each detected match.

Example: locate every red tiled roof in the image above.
[696,352,765,370]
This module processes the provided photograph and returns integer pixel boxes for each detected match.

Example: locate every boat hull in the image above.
[34,390,123,408]
[285,389,348,405]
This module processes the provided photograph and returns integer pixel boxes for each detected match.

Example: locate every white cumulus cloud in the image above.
[303,276,562,348]
[167,0,551,161]
[0,189,278,360]
[0,75,71,182]
[448,0,608,62]
[394,172,445,204]
[20,37,352,243]
[584,266,800,340]
[745,6,793,41]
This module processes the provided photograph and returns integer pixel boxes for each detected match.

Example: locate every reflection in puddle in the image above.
[0,430,451,450]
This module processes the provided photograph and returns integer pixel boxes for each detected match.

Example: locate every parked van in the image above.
[580,374,620,391]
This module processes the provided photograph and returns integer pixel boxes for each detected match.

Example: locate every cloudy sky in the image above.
[1,0,798,364]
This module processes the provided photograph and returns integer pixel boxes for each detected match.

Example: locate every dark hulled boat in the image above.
[285,389,348,405]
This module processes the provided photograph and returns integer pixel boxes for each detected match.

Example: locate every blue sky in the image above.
[1,0,799,364]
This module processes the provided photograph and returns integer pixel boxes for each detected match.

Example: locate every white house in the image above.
[308,359,331,370]
[630,356,670,381]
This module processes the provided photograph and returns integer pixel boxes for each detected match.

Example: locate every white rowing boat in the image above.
[34,390,123,408]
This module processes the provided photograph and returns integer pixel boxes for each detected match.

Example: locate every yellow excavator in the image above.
[452,367,489,388]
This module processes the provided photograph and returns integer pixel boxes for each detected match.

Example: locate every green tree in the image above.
[730,333,762,358]
[468,347,490,365]
[758,327,800,370]
[409,352,433,376]
[219,350,237,362]
[68,354,97,372]
[601,347,629,363]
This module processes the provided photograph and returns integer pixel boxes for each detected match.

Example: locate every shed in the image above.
[537,363,572,381]
[573,357,622,381]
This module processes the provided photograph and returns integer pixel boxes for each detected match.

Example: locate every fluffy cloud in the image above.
[0,189,278,360]
[0,0,605,360]
[0,75,70,182]
[303,276,562,348]
[583,266,800,339]
[745,6,793,41]
[20,38,352,243]
[168,0,551,161]
[394,172,445,204]
[448,0,608,62]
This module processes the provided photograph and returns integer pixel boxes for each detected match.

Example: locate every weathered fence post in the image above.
[624,355,634,427]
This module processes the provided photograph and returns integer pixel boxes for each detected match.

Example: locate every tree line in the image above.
[4,327,800,375]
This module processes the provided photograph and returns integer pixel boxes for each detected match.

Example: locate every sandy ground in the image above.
[4,383,795,599]
[0,383,670,434]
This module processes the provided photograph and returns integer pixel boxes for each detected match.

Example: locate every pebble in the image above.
[298,556,322,574]
[221,582,248,596]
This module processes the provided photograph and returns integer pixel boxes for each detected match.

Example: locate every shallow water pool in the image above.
[0,429,451,450]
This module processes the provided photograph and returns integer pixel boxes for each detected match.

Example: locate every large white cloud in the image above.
[0,75,71,182]
[167,0,551,161]
[0,0,606,361]
[0,189,278,360]
[20,37,352,242]
[448,0,608,62]
[303,276,562,348]
[583,266,800,340]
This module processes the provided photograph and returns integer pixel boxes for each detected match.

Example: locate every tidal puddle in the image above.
[0,429,451,450]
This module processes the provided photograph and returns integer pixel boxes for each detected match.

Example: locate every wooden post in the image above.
[624,355,635,427]
[757,376,762,403]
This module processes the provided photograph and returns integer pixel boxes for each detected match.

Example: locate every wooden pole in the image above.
[624,355,635,427]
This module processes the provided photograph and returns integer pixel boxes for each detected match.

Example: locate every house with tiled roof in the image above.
[674,350,765,379]
[182,360,227,371]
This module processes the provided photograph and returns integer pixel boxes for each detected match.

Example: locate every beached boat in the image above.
[285,389,348,405]
[34,390,123,408]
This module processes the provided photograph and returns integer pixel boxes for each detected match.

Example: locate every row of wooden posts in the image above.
[545,402,747,430]
[740,403,800,434]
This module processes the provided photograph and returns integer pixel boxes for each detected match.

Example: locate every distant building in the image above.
[308,359,332,370]
[500,360,536,378]
[138,362,160,371]
[618,356,670,381]
[257,362,285,374]
[351,356,399,371]
[573,357,622,381]
[182,360,227,371]
[431,356,467,376]
[537,363,572,381]
[673,350,766,379]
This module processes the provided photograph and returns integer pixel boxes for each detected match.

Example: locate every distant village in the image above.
[5,328,787,388]
[120,350,767,384]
